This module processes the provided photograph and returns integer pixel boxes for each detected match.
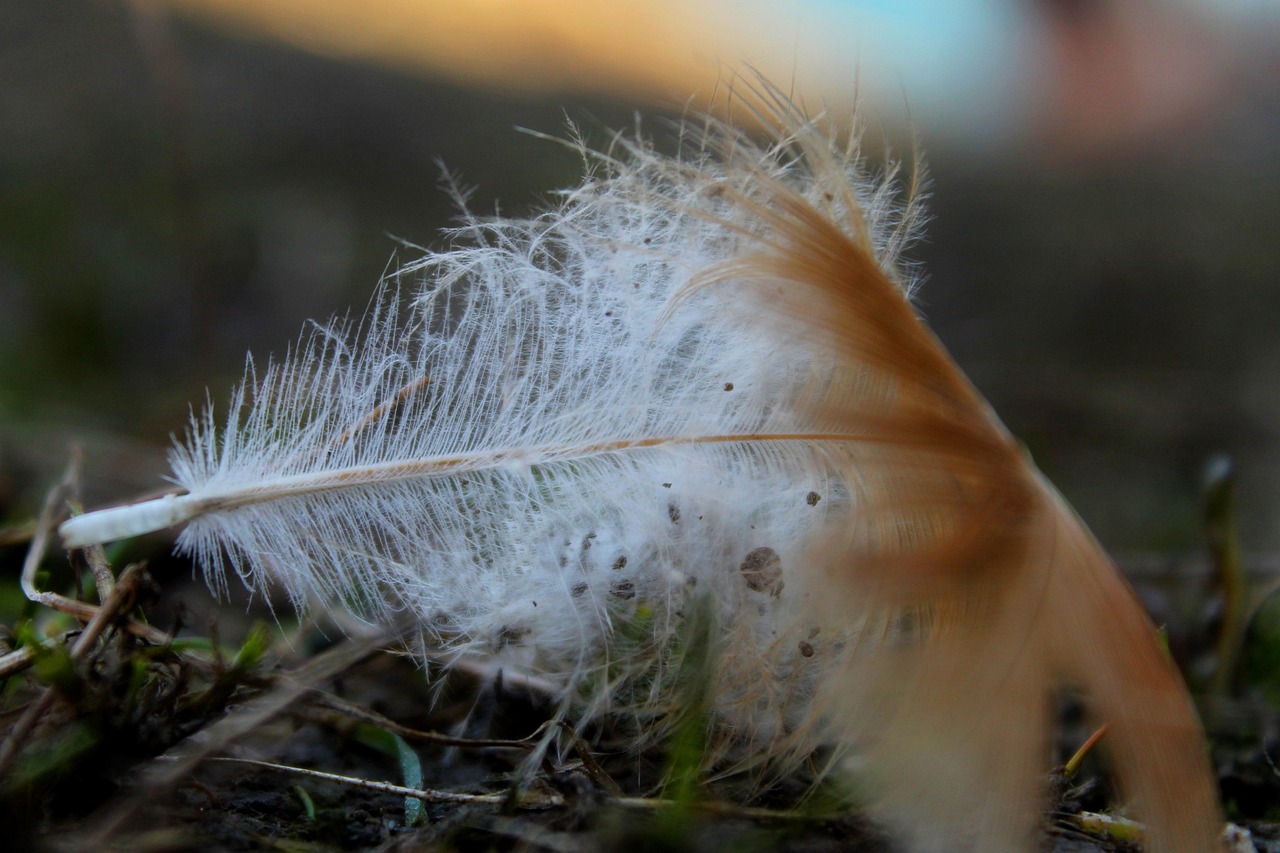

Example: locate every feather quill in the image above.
[58,86,1221,849]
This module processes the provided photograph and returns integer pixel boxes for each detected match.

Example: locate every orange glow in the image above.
[147,0,1270,154]
[155,0,726,103]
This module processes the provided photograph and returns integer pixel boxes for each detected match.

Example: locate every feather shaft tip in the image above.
[59,494,196,548]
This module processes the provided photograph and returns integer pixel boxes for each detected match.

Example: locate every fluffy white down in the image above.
[166,115,916,759]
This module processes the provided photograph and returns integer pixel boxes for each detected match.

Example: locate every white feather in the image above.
[59,108,917,754]
[55,92,1222,851]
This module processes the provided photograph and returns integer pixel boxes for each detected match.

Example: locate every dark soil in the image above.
[1,524,1278,852]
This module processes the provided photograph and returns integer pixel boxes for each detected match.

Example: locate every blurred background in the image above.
[1,0,1278,566]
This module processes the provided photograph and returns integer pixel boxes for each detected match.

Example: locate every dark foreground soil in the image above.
[2,516,1279,853]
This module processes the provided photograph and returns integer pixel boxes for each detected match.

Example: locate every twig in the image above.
[0,630,80,680]
[208,757,816,822]
[435,655,563,699]
[81,535,116,602]
[0,563,154,778]
[612,795,817,821]
[303,688,545,750]
[1067,811,1144,844]
[300,692,621,795]
[0,646,38,680]
[20,457,79,608]
[21,460,170,646]
[1062,723,1109,778]
[554,721,623,797]
[77,627,398,846]
[210,756,566,808]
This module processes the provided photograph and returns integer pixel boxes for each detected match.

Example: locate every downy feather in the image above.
[58,85,1221,850]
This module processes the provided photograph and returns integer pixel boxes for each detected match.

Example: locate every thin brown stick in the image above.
[0,630,80,680]
[22,460,170,645]
[82,537,116,602]
[554,721,623,797]
[209,757,815,821]
[0,562,154,778]
[1063,723,1110,779]
[77,628,397,846]
[20,457,79,608]
[302,688,546,750]
[0,646,37,680]
[300,691,621,795]
[211,756,565,808]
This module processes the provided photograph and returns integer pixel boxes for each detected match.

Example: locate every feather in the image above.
[57,84,1221,849]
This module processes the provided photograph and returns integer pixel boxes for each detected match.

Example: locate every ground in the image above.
[2,486,1279,852]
